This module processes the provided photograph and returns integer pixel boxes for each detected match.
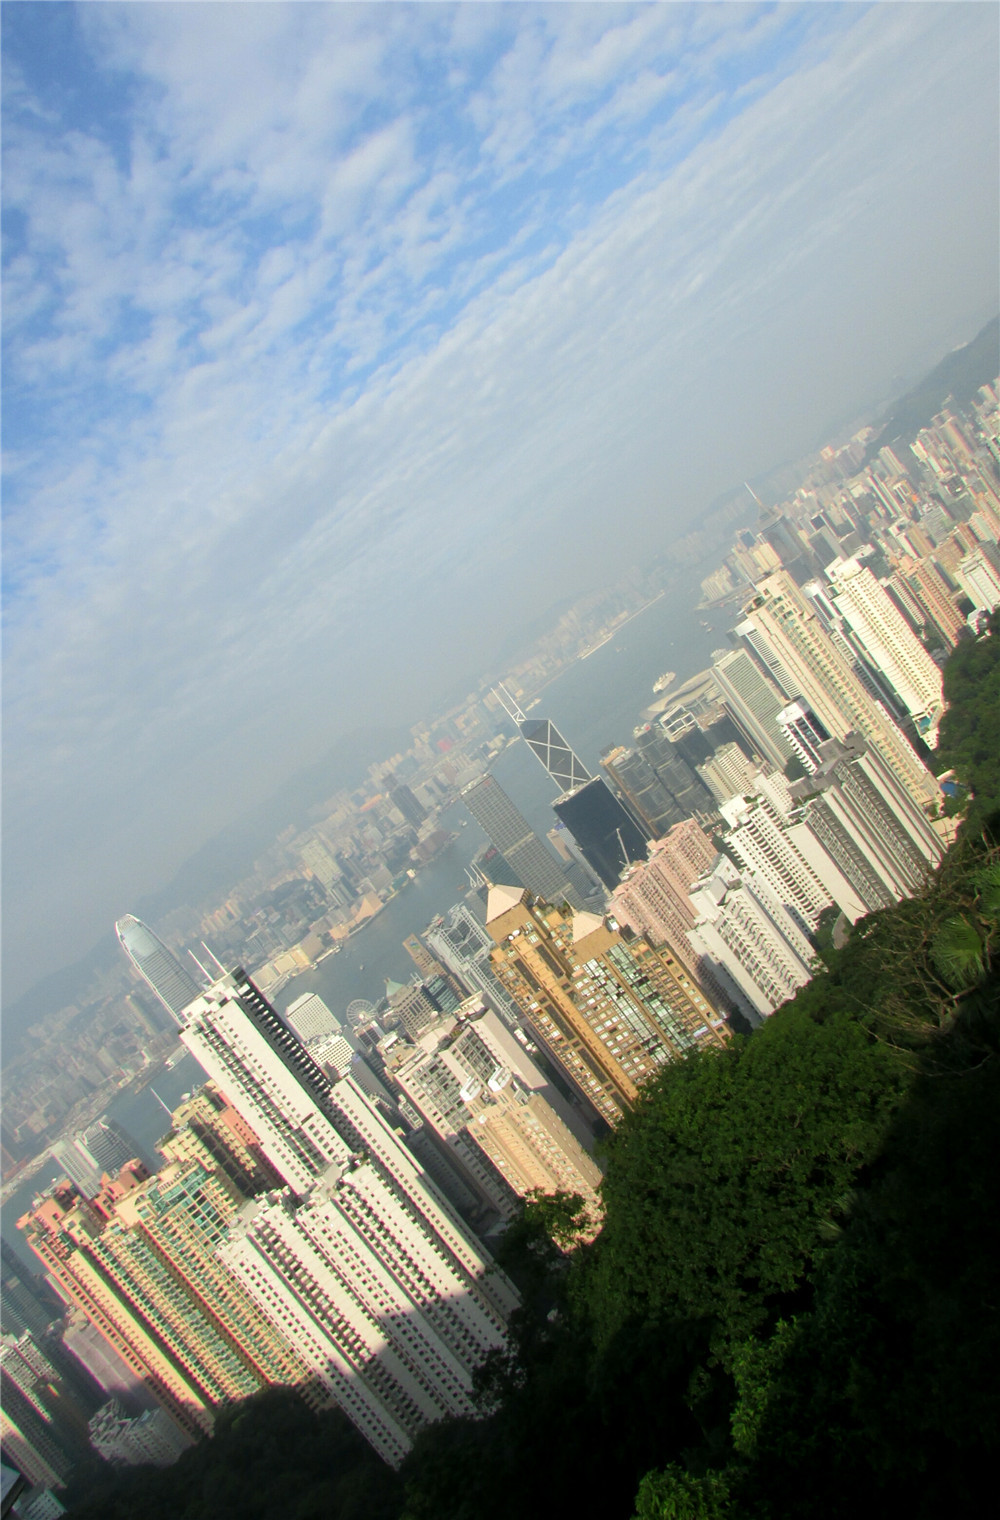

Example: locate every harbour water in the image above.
[275,557,740,1022]
[2,553,741,1267]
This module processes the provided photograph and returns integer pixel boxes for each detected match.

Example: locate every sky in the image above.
[2,2,998,1007]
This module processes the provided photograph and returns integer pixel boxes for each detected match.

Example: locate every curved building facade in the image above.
[115,915,202,1022]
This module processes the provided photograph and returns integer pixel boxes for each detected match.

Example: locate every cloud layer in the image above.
[3,2,998,1000]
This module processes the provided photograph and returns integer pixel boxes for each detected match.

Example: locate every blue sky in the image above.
[2,2,998,1002]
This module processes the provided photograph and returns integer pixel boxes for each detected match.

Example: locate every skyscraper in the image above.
[388,779,428,829]
[602,745,685,837]
[710,647,797,769]
[740,572,939,808]
[461,774,581,905]
[50,1119,141,1199]
[686,858,816,1024]
[487,888,725,1128]
[824,556,945,742]
[382,994,602,1225]
[177,966,517,1465]
[115,915,202,1022]
[284,992,340,1045]
[493,687,592,792]
[423,897,523,1028]
[552,777,650,890]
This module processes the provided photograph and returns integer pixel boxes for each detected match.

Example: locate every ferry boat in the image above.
[652,670,676,694]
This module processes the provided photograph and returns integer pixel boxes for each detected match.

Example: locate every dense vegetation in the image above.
[65,627,1000,1520]
[935,611,1000,829]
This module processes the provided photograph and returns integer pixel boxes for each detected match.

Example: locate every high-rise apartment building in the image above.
[740,572,939,808]
[824,556,944,742]
[115,916,202,1022]
[608,819,717,976]
[24,1159,305,1425]
[219,1159,510,1468]
[776,700,833,774]
[711,648,804,770]
[487,888,724,1127]
[108,1159,313,1396]
[0,1329,95,1486]
[697,742,761,804]
[786,734,944,906]
[718,792,832,935]
[176,967,517,1465]
[88,1397,191,1468]
[955,547,1000,612]
[0,1364,80,1487]
[21,1184,218,1440]
[893,558,965,647]
[382,995,602,1224]
[0,1243,63,1341]
[157,1081,281,1198]
[461,775,581,906]
[686,859,815,1024]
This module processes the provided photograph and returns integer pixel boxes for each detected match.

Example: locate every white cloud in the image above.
[2,2,997,999]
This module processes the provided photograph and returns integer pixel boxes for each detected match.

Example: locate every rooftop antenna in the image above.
[188,948,212,984]
[615,827,628,867]
[745,481,768,513]
[201,941,228,976]
[493,683,528,725]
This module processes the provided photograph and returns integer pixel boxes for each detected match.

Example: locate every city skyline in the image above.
[4,364,997,1181]
[4,3,998,1004]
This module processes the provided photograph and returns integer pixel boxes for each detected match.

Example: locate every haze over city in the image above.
[3,0,998,1006]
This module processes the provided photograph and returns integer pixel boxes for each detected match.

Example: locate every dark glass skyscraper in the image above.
[519,717,592,792]
[553,778,649,890]
[115,914,202,1022]
[493,687,591,792]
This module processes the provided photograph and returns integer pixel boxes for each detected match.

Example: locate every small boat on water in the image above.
[652,670,676,694]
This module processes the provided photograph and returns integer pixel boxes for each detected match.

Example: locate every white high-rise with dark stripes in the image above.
[178,968,517,1466]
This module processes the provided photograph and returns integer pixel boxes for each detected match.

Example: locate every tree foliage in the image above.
[934,611,1000,829]
[65,633,1000,1520]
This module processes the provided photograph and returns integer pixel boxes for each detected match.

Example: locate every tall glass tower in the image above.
[460,774,582,906]
[493,686,592,791]
[115,915,202,1022]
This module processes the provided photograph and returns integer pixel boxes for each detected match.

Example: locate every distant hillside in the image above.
[2,719,411,1052]
[863,314,999,464]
